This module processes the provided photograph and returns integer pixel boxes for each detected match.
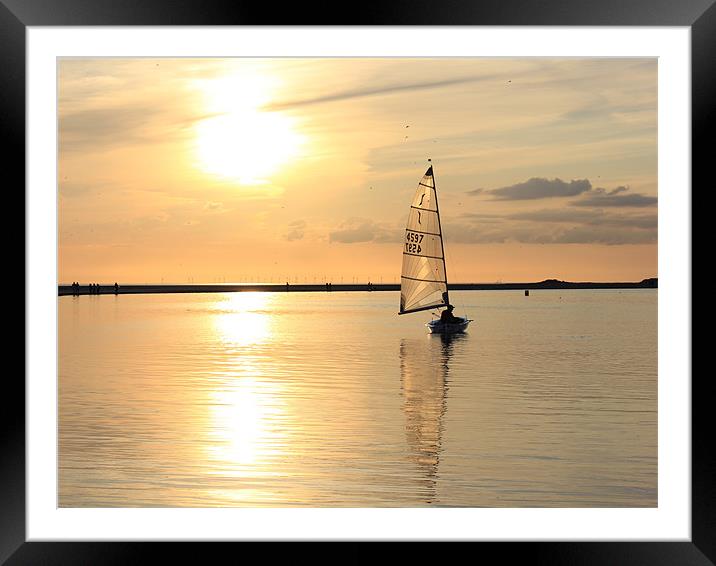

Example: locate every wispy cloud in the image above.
[445,217,656,245]
[59,105,198,152]
[329,218,400,244]
[472,177,657,208]
[284,220,307,241]
[60,106,157,151]
[486,178,592,200]
[446,204,657,245]
[511,208,654,226]
[571,187,657,207]
[264,74,500,111]
[560,101,654,122]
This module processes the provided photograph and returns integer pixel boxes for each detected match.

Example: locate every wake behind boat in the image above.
[398,163,472,334]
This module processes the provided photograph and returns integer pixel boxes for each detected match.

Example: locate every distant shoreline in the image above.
[58,278,657,296]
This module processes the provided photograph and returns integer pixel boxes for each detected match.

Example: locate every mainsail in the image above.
[399,166,450,314]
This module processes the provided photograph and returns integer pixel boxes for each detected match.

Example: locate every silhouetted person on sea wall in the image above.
[114,282,119,294]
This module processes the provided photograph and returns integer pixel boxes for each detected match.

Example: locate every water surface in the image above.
[59,290,657,507]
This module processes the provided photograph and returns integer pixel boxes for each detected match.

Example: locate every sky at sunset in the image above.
[58,58,657,284]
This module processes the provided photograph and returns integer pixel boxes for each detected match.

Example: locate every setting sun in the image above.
[193,72,303,184]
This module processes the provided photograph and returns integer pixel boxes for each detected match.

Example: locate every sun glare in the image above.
[214,292,272,347]
[207,375,285,471]
[194,72,303,184]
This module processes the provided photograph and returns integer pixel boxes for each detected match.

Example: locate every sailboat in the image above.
[399,163,472,334]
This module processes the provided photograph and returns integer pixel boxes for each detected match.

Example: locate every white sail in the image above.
[399,166,450,314]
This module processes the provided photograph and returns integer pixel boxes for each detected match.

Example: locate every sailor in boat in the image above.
[440,304,461,324]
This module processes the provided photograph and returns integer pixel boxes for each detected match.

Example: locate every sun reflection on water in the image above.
[206,373,286,474]
[206,293,287,494]
[213,292,273,347]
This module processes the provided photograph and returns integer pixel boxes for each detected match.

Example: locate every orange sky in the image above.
[58,58,657,284]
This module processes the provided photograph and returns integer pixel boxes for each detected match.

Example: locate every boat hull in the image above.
[426,317,471,334]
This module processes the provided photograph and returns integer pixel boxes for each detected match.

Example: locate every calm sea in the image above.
[58,289,657,507]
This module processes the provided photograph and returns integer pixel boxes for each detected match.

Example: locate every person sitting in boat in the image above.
[440,304,460,324]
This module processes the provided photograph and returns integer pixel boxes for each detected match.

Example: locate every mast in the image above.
[430,162,450,308]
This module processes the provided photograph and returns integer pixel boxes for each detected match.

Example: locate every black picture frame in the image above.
[8,0,706,563]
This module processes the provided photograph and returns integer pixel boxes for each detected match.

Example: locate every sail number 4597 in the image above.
[405,231,424,254]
